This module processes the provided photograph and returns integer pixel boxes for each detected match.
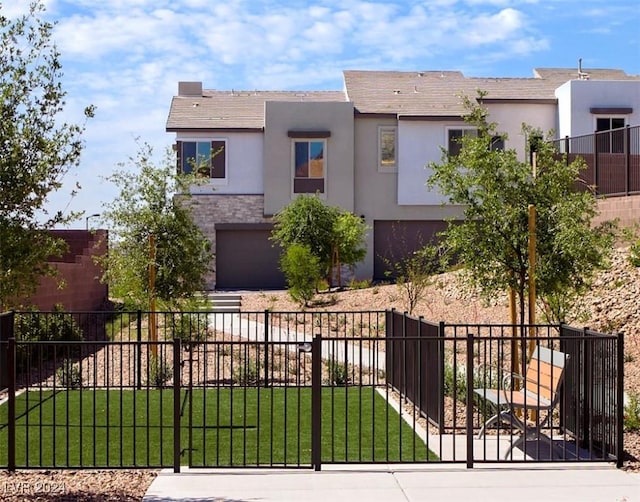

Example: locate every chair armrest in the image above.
[502,371,524,391]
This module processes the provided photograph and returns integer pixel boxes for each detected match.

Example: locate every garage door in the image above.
[373,220,449,281]
[216,224,285,290]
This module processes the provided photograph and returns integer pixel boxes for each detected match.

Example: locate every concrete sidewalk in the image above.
[143,464,640,502]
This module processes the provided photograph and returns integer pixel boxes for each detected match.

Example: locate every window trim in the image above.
[291,138,327,197]
[378,125,398,172]
[594,116,627,154]
[177,138,228,185]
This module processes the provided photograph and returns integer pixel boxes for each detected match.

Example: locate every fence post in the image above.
[616,332,624,468]
[466,331,474,469]
[311,334,322,471]
[263,310,269,388]
[438,321,446,435]
[625,125,630,195]
[564,135,570,162]
[173,337,181,473]
[136,310,142,390]
[8,337,16,471]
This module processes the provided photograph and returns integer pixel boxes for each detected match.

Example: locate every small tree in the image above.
[386,243,445,315]
[99,142,212,309]
[271,195,367,286]
[280,244,322,307]
[0,2,95,309]
[428,92,615,324]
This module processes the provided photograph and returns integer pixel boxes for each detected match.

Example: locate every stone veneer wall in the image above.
[182,194,272,289]
[594,194,640,229]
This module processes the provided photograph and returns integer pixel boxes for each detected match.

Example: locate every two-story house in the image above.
[166,67,640,290]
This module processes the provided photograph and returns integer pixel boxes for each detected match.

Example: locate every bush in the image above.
[56,359,83,389]
[172,313,208,345]
[146,356,172,388]
[625,392,640,432]
[15,306,83,371]
[326,360,350,386]
[232,357,260,386]
[280,244,322,306]
[630,241,640,267]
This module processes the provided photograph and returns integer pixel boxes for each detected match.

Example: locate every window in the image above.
[293,140,325,194]
[447,128,477,157]
[378,126,397,170]
[177,140,226,179]
[595,117,625,153]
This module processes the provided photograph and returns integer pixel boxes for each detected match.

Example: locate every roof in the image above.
[343,67,640,116]
[167,68,640,129]
[166,90,347,131]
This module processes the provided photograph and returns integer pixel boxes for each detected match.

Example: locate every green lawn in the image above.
[0,387,437,468]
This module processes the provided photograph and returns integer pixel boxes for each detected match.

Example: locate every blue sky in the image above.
[3,0,639,227]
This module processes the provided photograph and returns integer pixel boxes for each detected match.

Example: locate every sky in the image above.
[2,0,639,228]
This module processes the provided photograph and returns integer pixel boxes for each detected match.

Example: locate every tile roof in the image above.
[166,90,346,130]
[167,68,640,129]
[343,68,640,116]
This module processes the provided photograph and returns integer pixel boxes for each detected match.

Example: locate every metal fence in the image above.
[0,309,624,470]
[549,124,640,196]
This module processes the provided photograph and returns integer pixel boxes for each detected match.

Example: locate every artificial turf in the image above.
[0,387,437,468]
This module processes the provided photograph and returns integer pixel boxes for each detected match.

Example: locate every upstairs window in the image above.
[177,140,226,179]
[378,126,397,170]
[293,140,325,194]
[596,117,626,154]
[447,128,477,157]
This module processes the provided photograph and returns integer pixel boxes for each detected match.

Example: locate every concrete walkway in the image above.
[208,313,385,370]
[143,464,640,501]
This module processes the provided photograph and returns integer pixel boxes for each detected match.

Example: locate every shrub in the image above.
[326,360,350,386]
[280,244,322,306]
[630,241,640,267]
[172,313,208,345]
[56,359,83,389]
[625,392,640,432]
[146,356,172,388]
[232,357,260,386]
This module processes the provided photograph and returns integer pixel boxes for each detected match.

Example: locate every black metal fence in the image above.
[549,124,640,196]
[386,310,624,466]
[0,309,624,470]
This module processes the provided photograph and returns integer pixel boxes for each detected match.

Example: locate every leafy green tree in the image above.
[271,195,367,285]
[428,93,615,324]
[99,142,212,309]
[280,244,322,306]
[0,2,94,308]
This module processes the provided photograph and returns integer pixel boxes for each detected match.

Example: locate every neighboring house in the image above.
[166,67,640,290]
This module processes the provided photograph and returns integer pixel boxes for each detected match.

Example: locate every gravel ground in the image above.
[4,247,639,497]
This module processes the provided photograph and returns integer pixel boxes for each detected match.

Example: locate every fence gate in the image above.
[184,337,315,468]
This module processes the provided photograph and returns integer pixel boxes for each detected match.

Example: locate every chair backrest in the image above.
[524,346,569,402]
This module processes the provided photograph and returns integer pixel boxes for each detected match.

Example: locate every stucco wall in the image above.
[594,194,640,229]
[263,101,355,215]
[176,131,264,195]
[556,80,640,138]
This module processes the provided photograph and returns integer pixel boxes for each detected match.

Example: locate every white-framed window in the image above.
[595,116,626,154]
[378,126,397,171]
[292,139,325,194]
[177,139,227,179]
[446,127,477,157]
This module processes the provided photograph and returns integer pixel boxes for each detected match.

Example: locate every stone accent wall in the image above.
[594,194,640,229]
[183,194,272,289]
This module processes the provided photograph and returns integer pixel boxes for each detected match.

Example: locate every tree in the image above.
[0,2,94,309]
[271,195,367,286]
[428,93,615,324]
[99,142,212,309]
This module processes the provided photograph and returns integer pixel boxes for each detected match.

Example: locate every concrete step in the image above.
[198,292,242,312]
